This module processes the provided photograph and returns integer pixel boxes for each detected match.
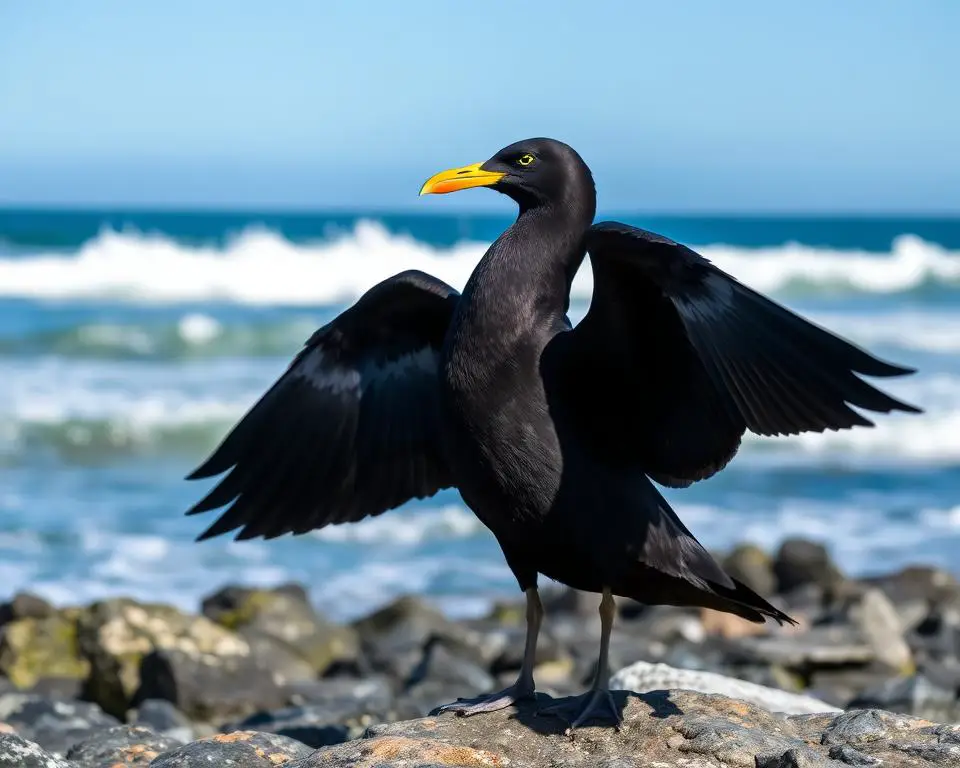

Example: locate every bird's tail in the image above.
[620,562,796,626]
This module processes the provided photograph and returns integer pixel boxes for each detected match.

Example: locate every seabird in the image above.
[185,138,921,732]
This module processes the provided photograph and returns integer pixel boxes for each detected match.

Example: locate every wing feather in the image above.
[186,270,459,541]
[555,221,921,486]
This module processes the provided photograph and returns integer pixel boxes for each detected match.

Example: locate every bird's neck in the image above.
[464,203,592,336]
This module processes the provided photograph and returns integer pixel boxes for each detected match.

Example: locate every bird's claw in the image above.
[537,688,623,736]
[431,682,536,717]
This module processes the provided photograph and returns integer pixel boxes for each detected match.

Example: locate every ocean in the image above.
[1,208,958,621]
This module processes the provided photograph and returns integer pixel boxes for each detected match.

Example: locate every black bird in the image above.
[186,138,921,731]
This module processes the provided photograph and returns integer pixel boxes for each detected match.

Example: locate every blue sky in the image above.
[1,1,957,211]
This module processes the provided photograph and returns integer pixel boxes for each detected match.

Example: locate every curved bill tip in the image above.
[419,162,505,196]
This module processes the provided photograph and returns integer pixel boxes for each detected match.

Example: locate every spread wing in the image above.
[550,221,921,488]
[186,270,459,540]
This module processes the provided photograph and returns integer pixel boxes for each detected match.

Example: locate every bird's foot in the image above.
[430,681,536,717]
[538,687,623,736]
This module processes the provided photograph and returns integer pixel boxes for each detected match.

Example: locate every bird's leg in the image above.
[432,587,542,716]
[538,587,623,734]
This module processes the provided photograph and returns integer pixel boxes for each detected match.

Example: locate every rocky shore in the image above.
[1,537,959,766]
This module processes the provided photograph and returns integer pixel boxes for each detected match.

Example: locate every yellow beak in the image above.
[419,162,506,196]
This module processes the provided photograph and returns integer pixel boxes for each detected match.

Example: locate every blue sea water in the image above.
[0,208,958,620]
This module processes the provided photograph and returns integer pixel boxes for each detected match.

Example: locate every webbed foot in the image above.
[430,680,536,717]
[538,687,623,735]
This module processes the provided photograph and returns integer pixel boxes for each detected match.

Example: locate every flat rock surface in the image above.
[149,730,313,767]
[297,690,960,767]
[64,724,183,766]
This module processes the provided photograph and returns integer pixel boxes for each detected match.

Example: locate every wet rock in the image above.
[0,694,119,756]
[724,543,777,597]
[76,597,255,719]
[149,730,312,767]
[610,660,839,715]
[774,538,845,596]
[129,699,195,743]
[850,673,960,722]
[64,724,183,766]
[202,584,360,676]
[0,609,89,690]
[134,645,286,723]
[0,733,72,767]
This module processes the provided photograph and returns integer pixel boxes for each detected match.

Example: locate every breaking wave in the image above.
[0,222,957,304]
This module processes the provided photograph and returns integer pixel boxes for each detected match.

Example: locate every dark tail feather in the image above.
[622,564,796,626]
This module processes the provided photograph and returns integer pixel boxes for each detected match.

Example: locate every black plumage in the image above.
[187,138,921,731]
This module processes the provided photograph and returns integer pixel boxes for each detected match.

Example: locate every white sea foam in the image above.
[0,357,956,462]
[0,222,957,305]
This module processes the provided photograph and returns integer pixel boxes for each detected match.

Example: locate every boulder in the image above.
[202,584,360,676]
[850,673,960,722]
[64,724,183,766]
[0,694,119,757]
[226,706,351,748]
[149,730,313,767]
[129,699,195,743]
[774,539,845,596]
[724,543,777,597]
[299,690,960,767]
[849,588,914,673]
[0,609,89,690]
[0,594,54,627]
[865,566,960,608]
[0,733,72,767]
[75,597,255,719]
[351,596,481,683]
[134,646,287,723]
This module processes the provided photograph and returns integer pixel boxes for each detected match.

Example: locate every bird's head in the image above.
[420,137,595,215]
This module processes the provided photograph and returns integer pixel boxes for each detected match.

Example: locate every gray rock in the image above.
[724,543,777,597]
[610,660,840,715]
[76,597,255,719]
[756,746,845,767]
[827,744,881,765]
[64,724,183,766]
[0,733,72,767]
[228,706,351,748]
[296,690,960,767]
[288,675,396,727]
[0,694,119,756]
[731,626,875,667]
[774,538,845,595]
[351,596,477,682]
[849,589,913,672]
[0,593,54,626]
[850,673,960,722]
[865,566,960,607]
[128,699,194,743]
[150,730,312,767]
[202,584,360,677]
[135,645,287,723]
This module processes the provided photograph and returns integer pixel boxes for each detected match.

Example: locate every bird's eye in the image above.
[516,153,535,167]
